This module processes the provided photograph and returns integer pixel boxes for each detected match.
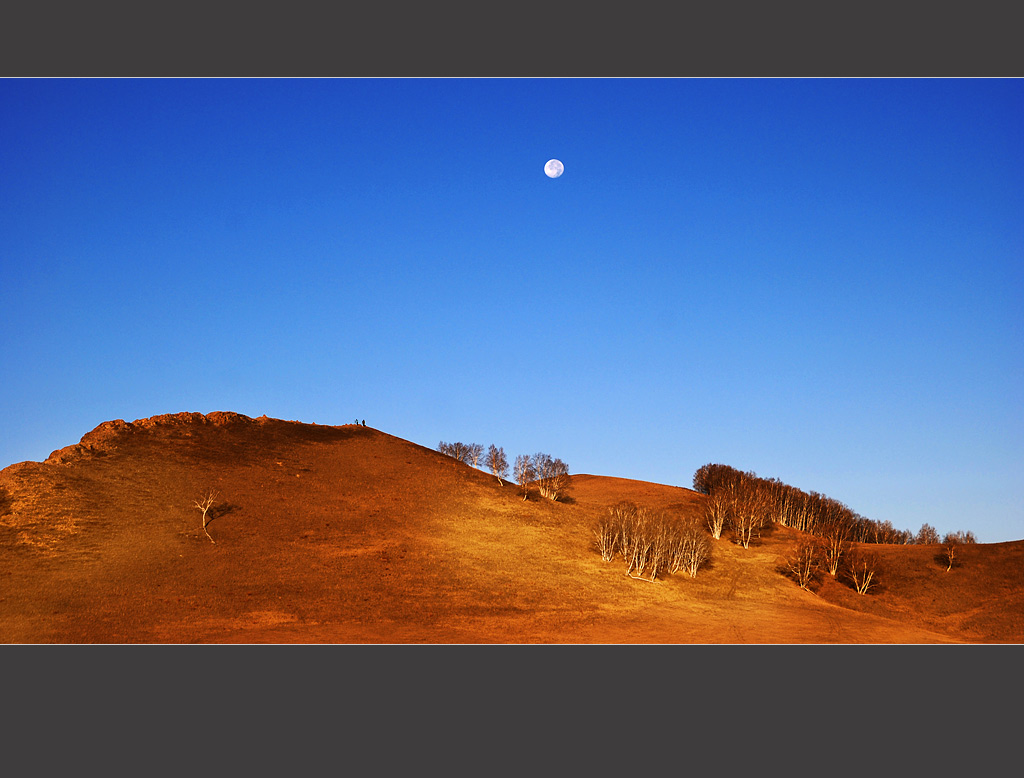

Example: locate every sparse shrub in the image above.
[846,550,879,594]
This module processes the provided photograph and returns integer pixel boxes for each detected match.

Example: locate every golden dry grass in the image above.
[1,412,1020,643]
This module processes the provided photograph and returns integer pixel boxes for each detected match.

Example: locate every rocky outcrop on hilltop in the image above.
[45,412,264,464]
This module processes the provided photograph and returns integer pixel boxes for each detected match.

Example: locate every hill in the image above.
[1,412,1020,643]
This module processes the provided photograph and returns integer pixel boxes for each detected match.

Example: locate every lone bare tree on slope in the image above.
[193,490,218,544]
[941,530,976,571]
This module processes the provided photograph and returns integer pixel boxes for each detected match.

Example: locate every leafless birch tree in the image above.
[819,526,848,576]
[193,490,218,544]
[942,536,959,571]
[939,531,972,571]
[486,444,508,485]
[786,538,820,590]
[593,516,620,562]
[674,519,712,578]
[705,491,731,540]
[915,523,940,545]
[645,515,674,582]
[531,453,570,501]
[437,441,484,466]
[513,454,534,501]
[846,550,879,594]
[730,487,766,549]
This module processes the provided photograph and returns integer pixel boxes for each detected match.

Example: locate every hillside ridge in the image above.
[1,411,1020,643]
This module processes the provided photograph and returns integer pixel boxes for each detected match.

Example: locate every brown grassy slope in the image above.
[0,412,1019,643]
[811,539,1024,643]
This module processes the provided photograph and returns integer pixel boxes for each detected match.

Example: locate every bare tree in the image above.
[438,441,482,466]
[846,550,879,594]
[786,538,820,590]
[597,503,711,581]
[674,518,712,578]
[941,536,959,572]
[645,512,674,582]
[819,525,848,577]
[705,491,731,540]
[614,503,653,580]
[607,501,638,546]
[593,516,620,562]
[627,518,655,581]
[513,454,535,501]
[485,444,509,485]
[730,487,766,549]
[941,530,976,571]
[193,490,218,544]
[531,453,570,501]
[915,523,940,545]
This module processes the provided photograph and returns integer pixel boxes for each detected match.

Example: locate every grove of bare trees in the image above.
[593,502,711,582]
[694,462,986,595]
[692,463,976,550]
[438,441,478,465]
[439,442,569,501]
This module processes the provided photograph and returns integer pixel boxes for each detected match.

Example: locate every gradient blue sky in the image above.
[3,78,1022,543]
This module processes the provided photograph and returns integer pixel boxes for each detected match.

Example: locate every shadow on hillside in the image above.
[521,491,576,505]
[207,502,240,526]
[932,550,957,571]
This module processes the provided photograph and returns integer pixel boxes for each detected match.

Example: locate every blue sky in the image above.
[2,78,1022,543]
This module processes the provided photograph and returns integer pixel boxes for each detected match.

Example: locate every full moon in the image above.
[544,159,564,178]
